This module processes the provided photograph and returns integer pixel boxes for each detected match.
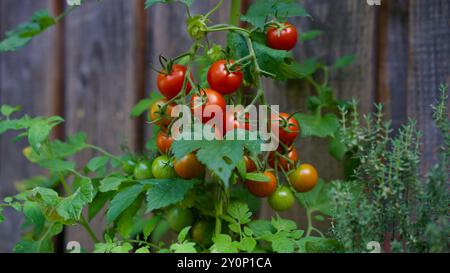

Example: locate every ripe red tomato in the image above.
[207,60,243,95]
[190,88,226,124]
[268,146,299,171]
[223,110,254,135]
[271,112,300,146]
[174,152,205,179]
[244,156,257,173]
[268,185,295,212]
[157,64,193,99]
[266,23,298,51]
[149,99,174,127]
[156,130,174,154]
[245,171,277,198]
[289,164,318,193]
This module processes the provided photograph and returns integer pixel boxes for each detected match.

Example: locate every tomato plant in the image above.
[0,0,386,255]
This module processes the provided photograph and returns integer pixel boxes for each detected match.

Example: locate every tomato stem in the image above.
[229,0,242,26]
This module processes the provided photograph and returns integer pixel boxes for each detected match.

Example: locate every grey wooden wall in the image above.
[0,0,448,252]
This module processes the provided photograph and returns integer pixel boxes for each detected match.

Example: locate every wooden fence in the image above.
[0,0,448,252]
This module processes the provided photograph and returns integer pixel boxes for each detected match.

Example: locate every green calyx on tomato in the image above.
[134,161,153,180]
[152,155,176,179]
[268,185,295,212]
[166,207,194,232]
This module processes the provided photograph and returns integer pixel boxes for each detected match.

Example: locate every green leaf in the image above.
[282,59,320,79]
[271,216,297,232]
[28,117,63,152]
[241,0,309,29]
[22,201,45,234]
[144,215,161,239]
[178,226,192,242]
[1,105,21,117]
[230,187,261,214]
[332,55,355,69]
[99,175,128,192]
[248,220,275,238]
[130,92,163,118]
[300,30,323,42]
[87,156,109,172]
[0,10,56,52]
[88,192,112,220]
[143,179,199,212]
[329,134,347,161]
[295,179,334,216]
[244,172,270,182]
[271,233,295,253]
[107,184,145,223]
[0,207,4,224]
[14,223,63,253]
[296,113,340,138]
[172,138,259,187]
[239,237,257,252]
[145,0,194,9]
[37,159,75,172]
[210,234,239,253]
[116,195,143,238]
[226,201,252,225]
[30,187,60,206]
[56,179,93,221]
[135,247,150,253]
[170,241,197,253]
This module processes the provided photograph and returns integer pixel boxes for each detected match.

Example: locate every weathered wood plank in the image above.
[260,0,379,229]
[407,0,450,171]
[64,0,143,251]
[0,0,56,252]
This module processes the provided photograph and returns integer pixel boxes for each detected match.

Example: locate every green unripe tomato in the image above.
[122,159,137,175]
[191,220,215,246]
[268,185,295,212]
[166,207,194,232]
[152,155,176,179]
[134,161,153,180]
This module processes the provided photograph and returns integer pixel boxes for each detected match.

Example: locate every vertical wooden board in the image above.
[64,0,140,250]
[377,0,409,131]
[407,0,450,171]
[260,1,378,229]
[0,0,55,252]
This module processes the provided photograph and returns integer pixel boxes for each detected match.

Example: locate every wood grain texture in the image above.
[64,0,143,250]
[407,0,450,171]
[0,0,56,252]
[260,0,379,230]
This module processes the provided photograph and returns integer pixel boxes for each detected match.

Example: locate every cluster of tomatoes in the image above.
[124,22,317,232]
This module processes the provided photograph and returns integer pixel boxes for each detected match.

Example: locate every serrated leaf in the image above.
[248,220,274,238]
[297,237,342,253]
[14,223,63,253]
[135,247,150,253]
[241,0,309,29]
[88,191,112,220]
[37,159,75,172]
[239,237,256,252]
[99,176,128,192]
[271,216,297,232]
[0,10,56,52]
[30,187,60,206]
[107,184,145,223]
[143,179,199,212]
[296,113,339,138]
[172,138,259,187]
[87,156,109,172]
[210,234,239,253]
[170,242,197,253]
[226,201,252,224]
[271,233,295,253]
[56,179,93,221]
[116,195,143,238]
[295,179,334,216]
[22,201,45,234]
